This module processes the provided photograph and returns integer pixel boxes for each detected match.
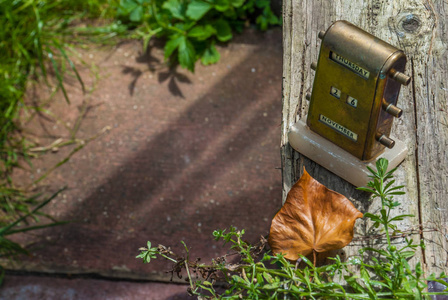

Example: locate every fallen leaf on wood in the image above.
[268,169,363,261]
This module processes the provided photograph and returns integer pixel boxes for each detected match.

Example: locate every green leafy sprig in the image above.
[117,0,281,71]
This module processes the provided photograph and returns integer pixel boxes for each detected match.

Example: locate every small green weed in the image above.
[0,0,119,283]
[138,159,448,299]
[0,0,110,231]
[0,188,68,285]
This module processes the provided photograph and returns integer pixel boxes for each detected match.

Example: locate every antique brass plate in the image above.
[307,20,410,161]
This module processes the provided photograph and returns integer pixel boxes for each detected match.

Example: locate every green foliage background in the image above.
[116,0,280,71]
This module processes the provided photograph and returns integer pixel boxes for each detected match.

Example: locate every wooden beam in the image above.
[281,0,448,274]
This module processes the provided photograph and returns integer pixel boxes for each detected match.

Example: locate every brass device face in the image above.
[307,21,409,161]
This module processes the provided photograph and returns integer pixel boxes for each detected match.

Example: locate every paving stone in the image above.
[7,28,283,298]
[0,275,190,300]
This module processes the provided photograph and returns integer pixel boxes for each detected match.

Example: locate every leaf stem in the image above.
[160,253,177,263]
[184,260,194,291]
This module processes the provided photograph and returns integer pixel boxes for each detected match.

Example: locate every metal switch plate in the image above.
[307,20,410,161]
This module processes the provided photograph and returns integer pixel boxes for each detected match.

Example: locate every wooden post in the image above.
[281,0,448,274]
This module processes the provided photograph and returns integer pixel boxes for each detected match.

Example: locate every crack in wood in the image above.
[294,43,308,121]
[411,58,427,267]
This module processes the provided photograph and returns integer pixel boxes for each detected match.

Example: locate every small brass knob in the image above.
[305,92,312,100]
[391,70,411,86]
[311,61,317,70]
[377,134,395,149]
[318,31,326,39]
[383,102,403,118]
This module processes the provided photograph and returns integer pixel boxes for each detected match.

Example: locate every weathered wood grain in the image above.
[281,0,448,274]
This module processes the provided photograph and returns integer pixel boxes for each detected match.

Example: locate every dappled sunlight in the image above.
[10,29,283,283]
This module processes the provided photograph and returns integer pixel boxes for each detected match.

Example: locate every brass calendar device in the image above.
[288,21,410,186]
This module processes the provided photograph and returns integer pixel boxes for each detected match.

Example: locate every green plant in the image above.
[0,0,111,229]
[138,159,448,299]
[117,0,281,71]
[0,188,68,285]
[0,2,114,280]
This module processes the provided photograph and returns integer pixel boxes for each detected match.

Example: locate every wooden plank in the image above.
[409,0,448,273]
[281,0,447,274]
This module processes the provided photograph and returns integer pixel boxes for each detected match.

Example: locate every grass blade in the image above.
[47,48,70,104]
[5,220,70,235]
[0,187,66,235]
[54,39,85,93]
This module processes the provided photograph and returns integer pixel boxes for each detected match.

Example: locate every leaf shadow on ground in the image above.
[122,39,193,98]
[119,29,274,98]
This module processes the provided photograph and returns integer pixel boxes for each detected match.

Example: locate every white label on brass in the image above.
[330,52,370,79]
[319,114,358,141]
[347,96,358,108]
[330,86,341,99]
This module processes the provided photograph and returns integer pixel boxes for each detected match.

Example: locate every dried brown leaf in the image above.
[268,169,363,261]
